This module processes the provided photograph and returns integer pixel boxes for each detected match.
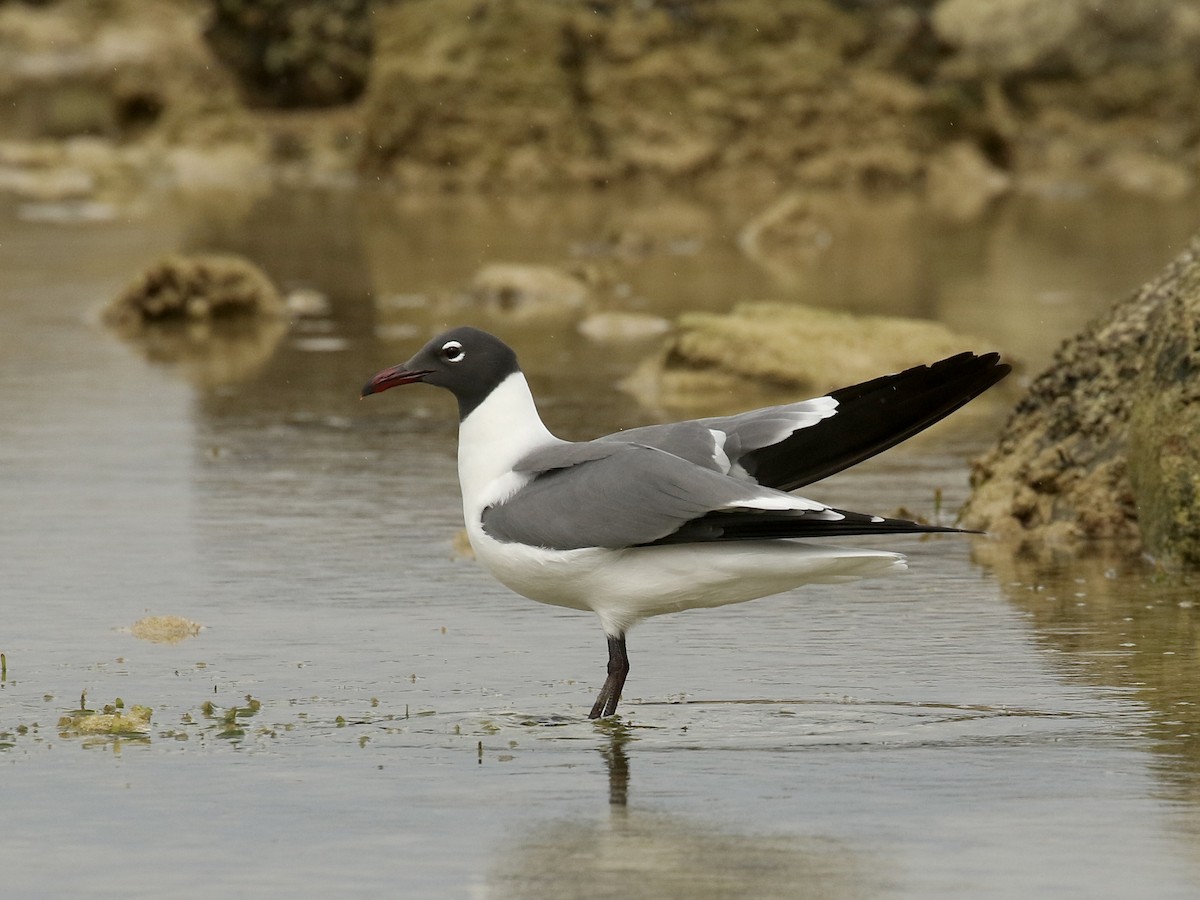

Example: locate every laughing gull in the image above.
[362,327,1009,719]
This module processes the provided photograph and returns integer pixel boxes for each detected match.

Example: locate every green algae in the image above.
[58,700,153,738]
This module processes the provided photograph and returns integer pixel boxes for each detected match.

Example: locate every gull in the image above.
[362,327,1009,718]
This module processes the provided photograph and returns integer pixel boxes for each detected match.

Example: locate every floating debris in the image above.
[129,615,203,644]
[451,528,475,559]
[201,694,263,740]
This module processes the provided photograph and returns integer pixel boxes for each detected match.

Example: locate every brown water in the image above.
[2,186,1200,898]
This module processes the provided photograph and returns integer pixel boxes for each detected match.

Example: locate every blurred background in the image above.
[3,0,1199,413]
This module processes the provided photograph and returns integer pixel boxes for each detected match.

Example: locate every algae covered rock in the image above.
[130,615,203,645]
[102,253,288,385]
[1126,248,1200,564]
[59,701,152,737]
[933,0,1093,78]
[0,0,254,145]
[361,0,933,190]
[103,253,284,326]
[204,0,373,108]
[963,233,1200,564]
[931,0,1200,197]
[625,302,992,415]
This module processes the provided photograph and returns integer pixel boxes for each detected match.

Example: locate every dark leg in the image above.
[588,633,629,720]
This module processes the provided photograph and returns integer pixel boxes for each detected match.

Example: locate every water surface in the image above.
[2,187,1199,897]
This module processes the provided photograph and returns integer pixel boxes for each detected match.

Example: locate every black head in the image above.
[360,326,521,419]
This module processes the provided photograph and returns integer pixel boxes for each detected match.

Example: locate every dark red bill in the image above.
[360,365,434,398]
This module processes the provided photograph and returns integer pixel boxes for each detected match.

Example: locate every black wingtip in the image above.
[743,350,1012,491]
[645,506,985,545]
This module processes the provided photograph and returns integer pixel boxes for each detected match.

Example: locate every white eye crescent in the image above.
[441,340,465,363]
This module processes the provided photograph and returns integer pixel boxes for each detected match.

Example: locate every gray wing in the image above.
[483,442,814,550]
[595,421,746,473]
[600,352,1011,491]
[600,399,838,480]
[512,441,625,474]
[483,441,960,551]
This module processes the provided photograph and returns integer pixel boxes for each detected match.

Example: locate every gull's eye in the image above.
[441,340,465,363]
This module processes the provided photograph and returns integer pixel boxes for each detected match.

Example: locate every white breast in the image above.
[457,372,563,517]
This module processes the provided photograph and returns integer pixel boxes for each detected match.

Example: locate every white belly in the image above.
[466,518,906,637]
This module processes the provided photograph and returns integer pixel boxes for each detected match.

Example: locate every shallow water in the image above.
[2,187,1200,898]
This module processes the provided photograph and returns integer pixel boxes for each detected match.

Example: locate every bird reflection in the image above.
[597,720,632,807]
[487,725,882,899]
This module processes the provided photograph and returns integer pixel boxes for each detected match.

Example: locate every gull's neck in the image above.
[457,372,561,511]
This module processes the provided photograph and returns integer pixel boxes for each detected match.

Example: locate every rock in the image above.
[0,140,63,168]
[0,163,93,200]
[624,301,993,415]
[0,0,1196,201]
[469,263,590,320]
[0,0,253,146]
[930,0,1200,195]
[0,137,139,208]
[291,336,347,353]
[932,0,1200,81]
[577,312,671,343]
[203,0,374,108]
[362,0,594,189]
[360,0,933,190]
[1101,149,1193,199]
[963,232,1200,564]
[1126,250,1200,565]
[17,200,118,223]
[162,144,269,192]
[102,254,289,384]
[285,287,332,318]
[104,253,284,326]
[932,0,1089,78]
[925,141,1011,222]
